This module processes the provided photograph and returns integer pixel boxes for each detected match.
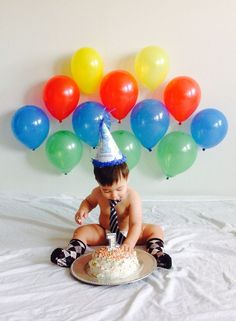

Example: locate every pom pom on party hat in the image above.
[92,122,126,168]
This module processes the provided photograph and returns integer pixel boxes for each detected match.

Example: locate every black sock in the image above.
[146,238,172,269]
[51,239,86,268]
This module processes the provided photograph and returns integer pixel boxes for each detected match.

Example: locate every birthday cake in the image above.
[88,247,140,280]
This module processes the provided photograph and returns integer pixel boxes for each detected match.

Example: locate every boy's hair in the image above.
[93,163,129,186]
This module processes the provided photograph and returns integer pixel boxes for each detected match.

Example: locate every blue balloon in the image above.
[130,99,170,151]
[11,105,50,150]
[72,101,111,147]
[191,108,228,149]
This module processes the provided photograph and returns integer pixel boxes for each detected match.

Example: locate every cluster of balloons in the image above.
[11,46,228,177]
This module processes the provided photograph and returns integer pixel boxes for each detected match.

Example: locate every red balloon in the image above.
[164,76,201,123]
[100,70,138,122]
[43,75,80,122]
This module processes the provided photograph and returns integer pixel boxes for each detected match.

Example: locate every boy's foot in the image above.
[146,238,172,269]
[51,248,76,268]
[155,252,172,269]
[50,239,86,268]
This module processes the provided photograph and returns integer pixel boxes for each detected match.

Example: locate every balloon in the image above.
[72,101,111,147]
[100,70,138,122]
[71,47,104,94]
[43,75,80,122]
[191,108,228,149]
[112,130,141,170]
[45,130,83,174]
[157,131,198,178]
[135,45,169,90]
[130,99,170,151]
[11,105,50,150]
[164,76,201,123]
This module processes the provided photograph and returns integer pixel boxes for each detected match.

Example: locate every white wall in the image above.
[0,0,235,198]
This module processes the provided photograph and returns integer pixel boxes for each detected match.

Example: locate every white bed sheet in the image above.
[0,193,236,321]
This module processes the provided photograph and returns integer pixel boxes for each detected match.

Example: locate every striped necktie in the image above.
[109,200,126,245]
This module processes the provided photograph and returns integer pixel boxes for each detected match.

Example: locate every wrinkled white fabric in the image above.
[0,193,236,321]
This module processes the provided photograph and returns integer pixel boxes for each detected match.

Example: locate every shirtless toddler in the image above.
[51,123,172,269]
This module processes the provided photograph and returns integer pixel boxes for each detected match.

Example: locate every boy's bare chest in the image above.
[98,201,129,220]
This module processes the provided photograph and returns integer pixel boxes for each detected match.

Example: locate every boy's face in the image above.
[99,176,128,201]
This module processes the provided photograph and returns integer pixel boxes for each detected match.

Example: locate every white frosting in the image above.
[88,247,140,280]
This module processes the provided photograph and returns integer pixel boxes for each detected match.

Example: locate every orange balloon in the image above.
[43,75,80,122]
[164,76,201,123]
[100,70,138,122]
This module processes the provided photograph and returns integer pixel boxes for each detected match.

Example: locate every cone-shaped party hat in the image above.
[92,122,126,168]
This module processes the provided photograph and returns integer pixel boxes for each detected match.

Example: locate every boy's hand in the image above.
[121,243,134,253]
[75,210,88,225]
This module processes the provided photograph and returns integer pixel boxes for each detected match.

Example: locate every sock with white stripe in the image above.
[50,239,86,268]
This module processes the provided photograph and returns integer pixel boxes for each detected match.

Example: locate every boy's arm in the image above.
[75,188,98,225]
[122,191,142,251]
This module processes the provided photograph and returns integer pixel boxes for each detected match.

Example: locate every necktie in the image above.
[109,200,126,245]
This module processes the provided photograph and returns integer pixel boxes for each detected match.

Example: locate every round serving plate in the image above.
[70,248,156,286]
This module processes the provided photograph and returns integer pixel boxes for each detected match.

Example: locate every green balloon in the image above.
[157,131,198,178]
[112,130,141,170]
[46,130,83,174]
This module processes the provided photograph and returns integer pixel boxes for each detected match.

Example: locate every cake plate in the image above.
[70,248,156,286]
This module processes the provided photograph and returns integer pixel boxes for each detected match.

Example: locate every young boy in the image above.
[51,122,172,269]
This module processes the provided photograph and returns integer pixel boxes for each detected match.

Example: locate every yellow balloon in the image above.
[71,47,104,94]
[135,46,169,90]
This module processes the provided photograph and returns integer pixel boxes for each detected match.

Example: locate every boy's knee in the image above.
[73,224,106,246]
[146,224,164,240]
[73,225,88,240]
[146,224,162,232]
[153,224,163,234]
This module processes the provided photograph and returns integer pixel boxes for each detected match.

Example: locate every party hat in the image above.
[92,122,126,168]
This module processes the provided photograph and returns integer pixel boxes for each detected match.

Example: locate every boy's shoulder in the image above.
[91,186,101,197]
[127,186,141,201]
[126,187,142,210]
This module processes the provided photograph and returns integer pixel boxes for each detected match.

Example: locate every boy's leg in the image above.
[51,224,107,268]
[51,238,86,268]
[138,224,172,269]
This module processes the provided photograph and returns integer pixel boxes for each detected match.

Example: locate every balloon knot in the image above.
[118,120,121,124]
[148,148,152,152]
[202,148,206,151]
[64,173,68,175]
[166,177,170,180]
[178,122,182,125]
[59,120,62,123]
